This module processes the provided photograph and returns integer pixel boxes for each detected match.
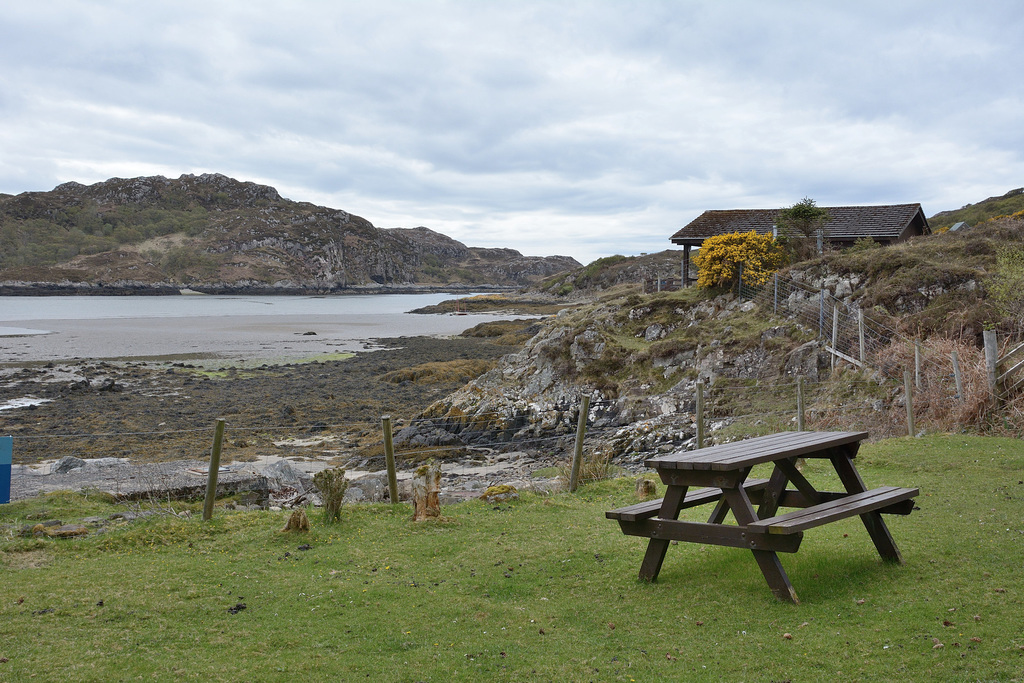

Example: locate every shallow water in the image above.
[0,292,465,322]
[0,293,513,363]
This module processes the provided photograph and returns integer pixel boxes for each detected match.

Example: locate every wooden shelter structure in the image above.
[670,204,930,286]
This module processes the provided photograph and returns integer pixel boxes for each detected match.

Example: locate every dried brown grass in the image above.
[810,337,1023,437]
[380,359,496,384]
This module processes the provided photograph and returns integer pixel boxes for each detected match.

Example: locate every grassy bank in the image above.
[1,434,1022,681]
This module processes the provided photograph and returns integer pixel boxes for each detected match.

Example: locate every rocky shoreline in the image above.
[9,448,564,507]
[1,333,572,505]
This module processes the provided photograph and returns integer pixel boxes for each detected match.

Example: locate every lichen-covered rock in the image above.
[44,524,89,538]
[479,484,519,503]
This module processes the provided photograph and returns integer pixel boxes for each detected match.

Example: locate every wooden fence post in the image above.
[202,418,226,521]
[952,349,964,400]
[381,415,399,504]
[796,376,805,432]
[818,291,824,339]
[914,341,922,390]
[695,381,706,449]
[903,371,916,438]
[773,273,779,314]
[569,395,591,492]
[983,329,1000,399]
[857,308,866,366]
[831,305,839,371]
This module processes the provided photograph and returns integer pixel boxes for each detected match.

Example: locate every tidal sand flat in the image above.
[0,311,511,363]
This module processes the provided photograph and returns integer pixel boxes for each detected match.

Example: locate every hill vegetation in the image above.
[0,174,580,292]
[928,187,1024,231]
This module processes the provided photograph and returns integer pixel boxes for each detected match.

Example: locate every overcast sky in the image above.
[2,1,1021,265]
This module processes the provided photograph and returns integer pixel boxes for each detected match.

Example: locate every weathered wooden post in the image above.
[831,305,839,371]
[695,381,706,449]
[983,329,1000,399]
[903,371,916,438]
[857,308,866,366]
[818,291,824,339]
[0,435,11,505]
[569,395,591,492]
[914,341,922,390]
[202,418,226,521]
[952,349,964,400]
[796,376,805,432]
[381,415,399,504]
[411,460,441,521]
[773,273,779,315]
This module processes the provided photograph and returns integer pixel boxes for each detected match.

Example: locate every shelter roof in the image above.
[670,204,929,247]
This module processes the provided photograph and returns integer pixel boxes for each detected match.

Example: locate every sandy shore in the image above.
[0,311,506,363]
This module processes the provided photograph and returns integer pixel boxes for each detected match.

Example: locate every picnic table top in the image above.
[645,430,869,472]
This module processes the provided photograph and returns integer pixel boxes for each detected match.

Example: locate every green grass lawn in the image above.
[2,434,1022,681]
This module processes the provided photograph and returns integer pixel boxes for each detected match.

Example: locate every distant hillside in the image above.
[929,187,1024,231]
[535,250,685,297]
[0,174,580,293]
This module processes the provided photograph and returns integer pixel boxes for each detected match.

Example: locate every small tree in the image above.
[776,197,831,260]
[693,230,788,290]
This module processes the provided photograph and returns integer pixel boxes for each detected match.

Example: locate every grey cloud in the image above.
[1,0,1022,266]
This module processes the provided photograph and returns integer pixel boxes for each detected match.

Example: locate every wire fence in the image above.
[739,270,1016,402]
[5,270,1022,504]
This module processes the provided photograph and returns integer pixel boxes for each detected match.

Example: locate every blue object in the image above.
[0,436,11,504]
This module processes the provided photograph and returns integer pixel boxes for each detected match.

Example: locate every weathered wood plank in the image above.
[616,519,803,553]
[646,431,868,471]
[748,487,919,534]
[606,478,770,521]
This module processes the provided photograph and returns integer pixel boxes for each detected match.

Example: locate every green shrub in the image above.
[312,468,349,522]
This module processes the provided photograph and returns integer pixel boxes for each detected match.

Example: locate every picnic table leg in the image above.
[723,487,800,603]
[755,466,790,519]
[706,498,730,524]
[831,453,904,563]
[638,485,687,582]
[707,467,754,524]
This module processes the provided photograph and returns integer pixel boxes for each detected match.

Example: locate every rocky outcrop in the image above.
[0,174,581,291]
[401,292,811,460]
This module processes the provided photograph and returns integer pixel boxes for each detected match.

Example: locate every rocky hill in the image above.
[0,174,580,294]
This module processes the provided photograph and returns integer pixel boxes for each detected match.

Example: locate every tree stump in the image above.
[636,478,657,499]
[280,509,310,533]
[411,460,441,521]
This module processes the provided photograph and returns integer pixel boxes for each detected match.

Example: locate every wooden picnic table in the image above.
[607,431,918,603]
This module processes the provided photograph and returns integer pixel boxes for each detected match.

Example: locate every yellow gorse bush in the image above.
[693,230,788,289]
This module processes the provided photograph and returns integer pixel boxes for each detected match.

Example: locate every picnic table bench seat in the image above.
[747,486,918,534]
[606,478,770,522]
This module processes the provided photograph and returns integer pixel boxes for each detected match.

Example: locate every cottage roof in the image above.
[670,204,930,247]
